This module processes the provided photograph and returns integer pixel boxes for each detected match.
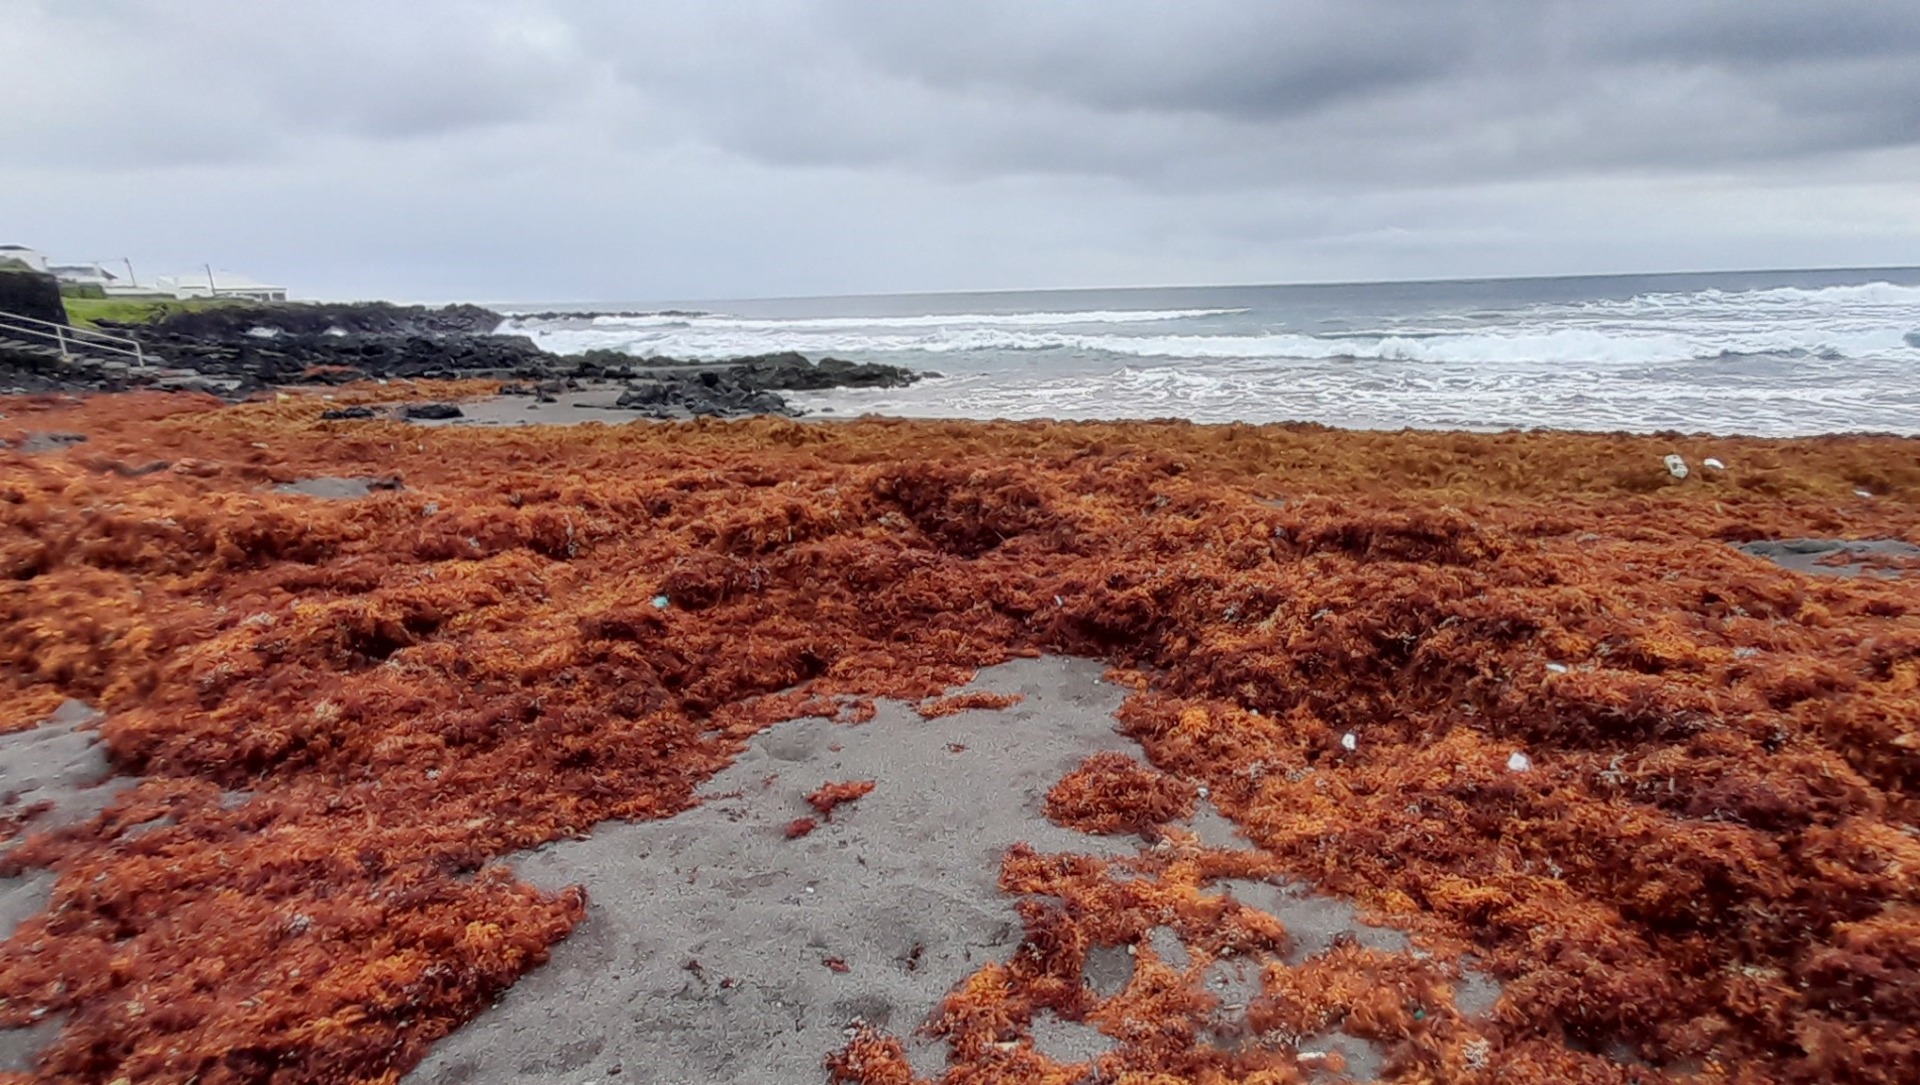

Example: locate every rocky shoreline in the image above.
[0,301,926,417]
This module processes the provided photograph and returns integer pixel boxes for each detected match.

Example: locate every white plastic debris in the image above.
[1703,457,1726,470]
[1507,751,1533,773]
[1545,662,1570,674]
[1855,489,1874,499]
[1664,454,1690,480]
[1340,732,1358,752]
[650,595,671,609]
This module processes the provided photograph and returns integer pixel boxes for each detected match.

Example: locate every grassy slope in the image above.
[61,295,246,328]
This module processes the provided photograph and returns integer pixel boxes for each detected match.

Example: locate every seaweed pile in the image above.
[2,386,1918,1084]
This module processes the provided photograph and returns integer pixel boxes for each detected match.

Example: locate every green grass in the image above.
[63,295,248,328]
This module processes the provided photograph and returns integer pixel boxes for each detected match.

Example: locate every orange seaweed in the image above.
[807,779,877,820]
[917,692,1025,719]
[0,387,1915,1084]
[1044,752,1196,837]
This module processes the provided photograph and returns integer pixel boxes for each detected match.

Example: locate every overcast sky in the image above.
[4,1,1917,303]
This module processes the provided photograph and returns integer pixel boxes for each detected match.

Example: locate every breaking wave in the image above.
[514,320,1916,369]
[505,275,1920,435]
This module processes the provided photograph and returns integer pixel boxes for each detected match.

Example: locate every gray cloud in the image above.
[833,2,1472,121]
[576,0,1920,186]
[1,1,598,165]
[5,1,1917,300]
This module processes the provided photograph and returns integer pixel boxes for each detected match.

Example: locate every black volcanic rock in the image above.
[728,352,920,390]
[401,402,464,421]
[14,299,932,411]
[606,355,922,418]
[145,301,503,338]
[615,375,789,419]
[109,326,550,387]
[0,265,68,326]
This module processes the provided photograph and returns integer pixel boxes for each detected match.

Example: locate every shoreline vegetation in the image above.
[0,385,1916,1083]
[59,295,246,330]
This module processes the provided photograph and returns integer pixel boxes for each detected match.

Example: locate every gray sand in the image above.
[407,657,1140,1085]
[4,432,87,454]
[1212,879,1410,965]
[1736,538,1920,578]
[0,700,124,846]
[406,658,1504,1085]
[0,699,135,1072]
[274,476,393,499]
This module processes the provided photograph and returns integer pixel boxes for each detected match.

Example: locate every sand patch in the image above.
[0,700,135,1074]
[3,432,86,455]
[405,659,1511,1084]
[272,476,403,499]
[406,657,1138,1084]
[0,700,127,849]
[1736,537,1920,577]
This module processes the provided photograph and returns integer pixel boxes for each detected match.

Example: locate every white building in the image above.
[153,271,289,302]
[0,245,48,272]
[48,262,120,288]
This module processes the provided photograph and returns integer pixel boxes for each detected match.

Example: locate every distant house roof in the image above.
[154,271,288,299]
[48,263,119,280]
[0,245,49,271]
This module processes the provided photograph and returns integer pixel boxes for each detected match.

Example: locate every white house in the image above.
[0,245,48,272]
[153,271,289,302]
[48,262,120,288]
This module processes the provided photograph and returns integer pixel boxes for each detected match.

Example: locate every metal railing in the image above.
[0,311,148,366]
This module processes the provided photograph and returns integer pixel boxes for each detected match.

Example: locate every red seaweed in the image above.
[806,780,876,820]
[0,387,1915,1084]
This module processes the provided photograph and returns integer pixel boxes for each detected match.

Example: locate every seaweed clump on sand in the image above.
[0,387,1918,1084]
[917,692,1023,719]
[807,779,876,820]
[1044,752,1196,837]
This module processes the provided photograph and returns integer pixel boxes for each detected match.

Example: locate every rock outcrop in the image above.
[0,265,67,326]
[6,301,929,414]
[611,355,920,418]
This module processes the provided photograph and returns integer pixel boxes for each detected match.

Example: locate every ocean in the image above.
[500,267,1920,436]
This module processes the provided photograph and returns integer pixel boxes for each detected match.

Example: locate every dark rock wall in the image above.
[0,267,69,326]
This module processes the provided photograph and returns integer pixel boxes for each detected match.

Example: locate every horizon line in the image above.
[477,261,1920,312]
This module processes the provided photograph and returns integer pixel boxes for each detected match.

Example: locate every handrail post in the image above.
[55,323,68,358]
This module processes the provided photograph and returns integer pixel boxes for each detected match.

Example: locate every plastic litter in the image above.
[1507,751,1533,773]
[1664,454,1689,480]
[1703,457,1725,470]
[1340,732,1358,752]
[1545,662,1570,674]
[651,595,671,609]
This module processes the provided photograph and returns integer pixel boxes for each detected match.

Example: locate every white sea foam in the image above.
[517,320,1917,367]
[1623,281,1920,310]
[510,276,1920,436]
